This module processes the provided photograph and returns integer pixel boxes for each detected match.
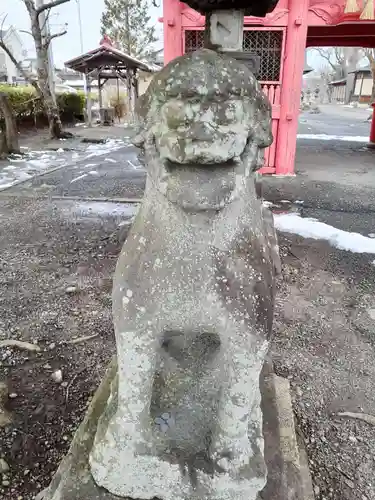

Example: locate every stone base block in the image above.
[37,359,313,500]
[260,362,314,500]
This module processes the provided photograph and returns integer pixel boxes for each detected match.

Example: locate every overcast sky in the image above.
[2,0,163,67]
[1,0,339,73]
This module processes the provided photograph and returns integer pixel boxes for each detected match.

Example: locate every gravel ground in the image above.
[272,232,375,500]
[0,195,136,499]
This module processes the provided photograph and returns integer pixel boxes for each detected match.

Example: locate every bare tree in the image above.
[309,47,363,103]
[310,48,341,73]
[0,92,20,157]
[0,0,73,139]
[362,48,375,104]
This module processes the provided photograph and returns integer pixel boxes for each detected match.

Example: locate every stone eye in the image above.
[163,101,190,129]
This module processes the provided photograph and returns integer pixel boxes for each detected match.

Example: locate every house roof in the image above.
[328,78,347,86]
[349,65,371,75]
[64,44,157,74]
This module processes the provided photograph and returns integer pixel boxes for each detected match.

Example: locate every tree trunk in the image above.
[30,10,73,139]
[0,92,20,156]
[36,46,68,139]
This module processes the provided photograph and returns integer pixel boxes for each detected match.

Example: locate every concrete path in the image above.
[298,103,371,138]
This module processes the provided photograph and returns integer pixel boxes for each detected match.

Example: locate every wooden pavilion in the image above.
[65,41,157,125]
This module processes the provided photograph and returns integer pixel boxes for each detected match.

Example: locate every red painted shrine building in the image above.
[161,0,375,175]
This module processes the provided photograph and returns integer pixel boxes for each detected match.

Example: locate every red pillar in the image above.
[163,0,182,64]
[369,103,375,148]
[275,0,309,176]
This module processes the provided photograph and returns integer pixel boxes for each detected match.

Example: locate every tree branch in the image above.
[0,33,40,95]
[363,48,375,64]
[45,29,67,47]
[39,8,52,36]
[310,47,337,72]
[36,0,71,18]
[19,29,33,37]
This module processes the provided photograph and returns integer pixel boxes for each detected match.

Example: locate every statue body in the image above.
[89,49,279,500]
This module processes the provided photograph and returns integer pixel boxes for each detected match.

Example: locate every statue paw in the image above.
[211,436,252,473]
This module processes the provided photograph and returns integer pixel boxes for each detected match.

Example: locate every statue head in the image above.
[133,49,273,211]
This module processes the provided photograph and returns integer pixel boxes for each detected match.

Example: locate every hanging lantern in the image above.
[360,0,375,19]
[344,0,360,13]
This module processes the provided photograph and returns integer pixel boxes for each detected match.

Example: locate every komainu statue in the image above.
[89,49,279,500]
[39,48,280,500]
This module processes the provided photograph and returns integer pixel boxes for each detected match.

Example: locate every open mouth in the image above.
[160,159,242,213]
[164,157,239,172]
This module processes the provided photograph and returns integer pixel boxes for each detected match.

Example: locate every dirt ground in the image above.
[1,193,375,499]
[0,195,127,499]
[16,123,132,154]
[272,233,375,500]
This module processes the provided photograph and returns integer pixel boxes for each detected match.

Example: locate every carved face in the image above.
[153,97,250,165]
[133,50,273,211]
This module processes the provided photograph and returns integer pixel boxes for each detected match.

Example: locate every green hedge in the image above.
[0,84,85,123]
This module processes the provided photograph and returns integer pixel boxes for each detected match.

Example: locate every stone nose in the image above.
[184,122,216,141]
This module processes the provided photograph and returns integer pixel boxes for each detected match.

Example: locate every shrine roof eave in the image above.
[65,44,157,74]
[328,78,347,86]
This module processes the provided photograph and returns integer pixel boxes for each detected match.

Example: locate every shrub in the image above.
[0,84,86,125]
[0,84,42,120]
[57,91,86,120]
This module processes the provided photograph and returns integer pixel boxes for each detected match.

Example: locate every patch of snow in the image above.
[84,139,124,159]
[88,170,99,176]
[127,160,139,169]
[8,157,25,163]
[297,134,368,143]
[75,202,137,218]
[0,182,15,190]
[275,213,375,254]
[105,158,117,163]
[0,137,127,192]
[15,172,32,181]
[70,174,88,184]
[262,201,275,208]
[295,200,304,205]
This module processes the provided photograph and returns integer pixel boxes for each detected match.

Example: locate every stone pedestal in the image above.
[39,48,281,500]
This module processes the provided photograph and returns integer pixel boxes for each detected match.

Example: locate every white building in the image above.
[0,26,26,83]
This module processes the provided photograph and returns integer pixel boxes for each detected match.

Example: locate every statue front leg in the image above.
[89,324,189,500]
[90,328,158,451]
[210,334,268,483]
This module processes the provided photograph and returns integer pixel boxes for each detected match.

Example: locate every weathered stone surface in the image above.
[88,49,278,500]
[41,48,279,500]
[208,10,244,51]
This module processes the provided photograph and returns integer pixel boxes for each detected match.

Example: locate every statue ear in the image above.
[132,93,151,149]
[132,130,145,148]
[252,118,273,149]
[249,95,273,149]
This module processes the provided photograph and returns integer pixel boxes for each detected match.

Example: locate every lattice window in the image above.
[242,30,282,82]
[185,30,204,53]
[184,29,282,83]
